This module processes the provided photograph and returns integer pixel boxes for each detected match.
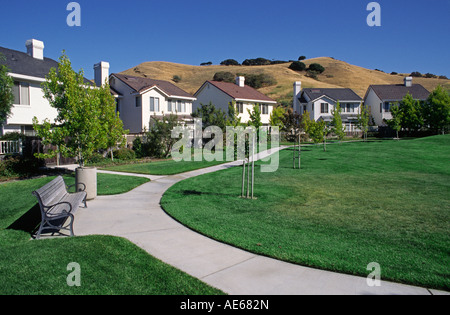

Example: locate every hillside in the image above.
[120,57,450,105]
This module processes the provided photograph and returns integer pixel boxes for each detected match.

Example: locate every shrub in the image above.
[410,71,423,77]
[308,63,325,74]
[0,156,45,179]
[438,75,448,80]
[289,61,306,71]
[270,60,288,65]
[213,71,235,83]
[200,62,212,66]
[113,148,136,161]
[236,73,277,89]
[172,75,182,83]
[298,56,306,61]
[242,58,271,66]
[424,73,437,78]
[220,59,240,66]
[305,70,320,80]
[86,152,106,164]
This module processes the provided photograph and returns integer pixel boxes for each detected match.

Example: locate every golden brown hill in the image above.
[120,57,449,104]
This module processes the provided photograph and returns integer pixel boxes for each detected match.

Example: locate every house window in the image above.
[321,103,329,114]
[176,100,186,113]
[13,82,30,105]
[261,104,269,115]
[168,100,173,112]
[346,103,354,113]
[136,96,142,108]
[384,102,391,113]
[150,97,160,112]
[236,102,244,114]
[303,105,307,113]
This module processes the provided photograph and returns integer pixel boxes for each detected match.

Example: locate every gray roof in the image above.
[300,88,362,103]
[0,46,91,84]
[367,84,430,101]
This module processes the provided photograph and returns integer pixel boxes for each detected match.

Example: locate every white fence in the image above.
[0,140,22,155]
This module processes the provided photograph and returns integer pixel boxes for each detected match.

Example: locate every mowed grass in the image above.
[161,135,450,290]
[0,174,223,295]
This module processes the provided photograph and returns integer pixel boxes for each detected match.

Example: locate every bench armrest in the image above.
[67,183,86,193]
[42,201,73,217]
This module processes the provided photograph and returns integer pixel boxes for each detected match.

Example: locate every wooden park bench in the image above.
[32,176,87,239]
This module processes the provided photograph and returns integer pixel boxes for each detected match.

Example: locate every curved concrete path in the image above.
[73,148,448,295]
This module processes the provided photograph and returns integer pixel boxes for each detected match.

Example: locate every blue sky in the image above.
[1,0,449,79]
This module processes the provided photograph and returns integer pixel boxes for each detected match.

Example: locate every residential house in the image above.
[193,77,277,126]
[293,82,363,133]
[0,39,93,137]
[109,73,197,134]
[364,77,430,126]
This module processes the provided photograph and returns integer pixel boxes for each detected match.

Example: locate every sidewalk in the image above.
[72,147,448,295]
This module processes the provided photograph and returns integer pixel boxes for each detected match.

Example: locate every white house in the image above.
[293,81,363,133]
[0,39,92,136]
[108,73,196,134]
[193,77,277,126]
[364,77,430,126]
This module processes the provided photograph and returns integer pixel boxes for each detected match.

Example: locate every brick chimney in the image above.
[25,39,44,60]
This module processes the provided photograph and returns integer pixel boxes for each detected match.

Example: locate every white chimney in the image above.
[236,76,245,87]
[404,76,413,87]
[293,81,302,113]
[26,39,44,60]
[94,61,110,87]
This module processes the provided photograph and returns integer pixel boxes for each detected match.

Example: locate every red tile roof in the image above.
[204,80,277,103]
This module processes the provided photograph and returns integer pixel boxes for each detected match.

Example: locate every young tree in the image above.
[192,102,227,131]
[423,85,450,135]
[0,53,14,124]
[357,103,370,142]
[96,84,128,160]
[33,52,126,167]
[331,102,345,144]
[269,106,286,130]
[398,93,423,134]
[386,104,402,139]
[146,114,182,158]
[248,104,262,130]
[227,100,242,128]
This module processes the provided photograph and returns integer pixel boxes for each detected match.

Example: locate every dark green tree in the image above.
[423,85,450,135]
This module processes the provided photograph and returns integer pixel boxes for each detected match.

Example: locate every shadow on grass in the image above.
[182,190,235,198]
[7,204,41,236]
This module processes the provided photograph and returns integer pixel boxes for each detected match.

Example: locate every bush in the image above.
[242,58,271,66]
[172,75,182,83]
[298,56,306,61]
[113,148,136,161]
[305,70,320,80]
[236,73,277,89]
[86,152,106,164]
[213,71,235,83]
[0,156,45,179]
[308,63,325,74]
[220,59,240,66]
[270,60,288,65]
[424,73,437,78]
[410,71,423,77]
[200,62,212,66]
[289,61,306,71]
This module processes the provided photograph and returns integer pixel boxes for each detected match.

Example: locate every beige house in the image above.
[193,77,277,126]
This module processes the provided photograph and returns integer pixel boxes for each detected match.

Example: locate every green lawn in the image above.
[0,174,223,295]
[161,136,450,291]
